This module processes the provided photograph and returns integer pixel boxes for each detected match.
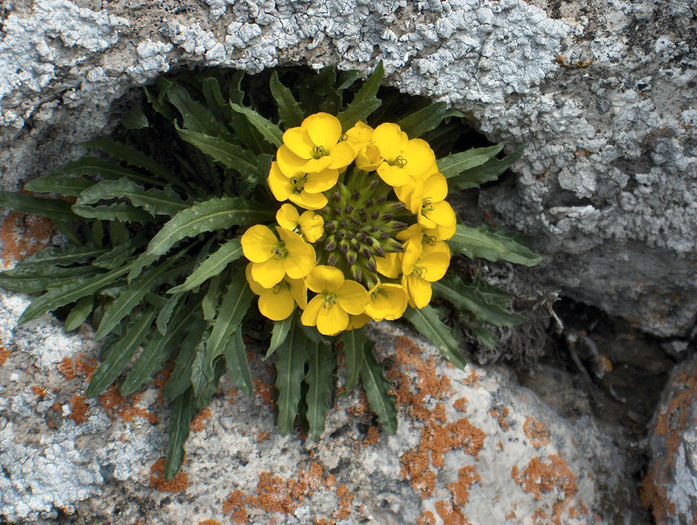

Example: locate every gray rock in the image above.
[0,0,695,335]
[644,354,697,525]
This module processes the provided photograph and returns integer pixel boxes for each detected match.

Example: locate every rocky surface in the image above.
[643,354,697,525]
[0,296,645,523]
[0,0,695,337]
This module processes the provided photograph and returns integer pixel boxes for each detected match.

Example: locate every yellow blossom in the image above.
[401,240,450,308]
[397,172,456,231]
[267,161,336,210]
[347,314,372,330]
[345,121,381,171]
[364,283,408,321]
[301,265,369,336]
[276,204,324,242]
[241,224,316,288]
[372,123,436,187]
[246,264,307,321]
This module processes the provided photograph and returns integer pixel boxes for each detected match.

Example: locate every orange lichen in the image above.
[435,500,467,525]
[418,511,437,525]
[346,389,370,418]
[640,463,676,524]
[447,466,481,507]
[0,211,54,268]
[0,346,9,365]
[149,458,188,492]
[223,490,249,524]
[362,425,380,446]
[257,430,271,442]
[197,521,222,525]
[255,472,300,514]
[74,353,97,379]
[68,394,89,425]
[253,378,274,406]
[332,484,354,521]
[462,369,480,387]
[498,441,505,452]
[505,509,517,520]
[489,407,510,431]
[653,372,697,466]
[524,416,551,448]
[453,397,468,413]
[57,357,76,380]
[189,407,212,432]
[31,385,47,398]
[400,448,437,497]
[99,386,158,424]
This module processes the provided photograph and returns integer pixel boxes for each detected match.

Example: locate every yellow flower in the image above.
[347,313,372,330]
[279,113,356,174]
[241,224,316,288]
[372,123,436,187]
[375,252,402,279]
[345,121,381,171]
[397,172,456,231]
[267,161,336,210]
[364,283,408,321]
[246,264,307,321]
[301,265,369,336]
[397,222,455,243]
[401,240,450,308]
[276,204,324,242]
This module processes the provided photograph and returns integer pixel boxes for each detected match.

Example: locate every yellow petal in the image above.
[402,235,423,275]
[306,265,344,293]
[403,274,432,309]
[427,201,457,229]
[376,252,402,278]
[287,277,308,309]
[396,178,420,207]
[316,302,349,336]
[365,283,407,321]
[283,127,314,159]
[301,295,324,327]
[355,144,382,171]
[304,168,338,193]
[377,163,411,187]
[302,112,342,149]
[268,162,293,201]
[372,123,407,161]
[345,121,373,147]
[277,145,308,177]
[396,224,423,242]
[302,156,334,173]
[289,191,328,210]
[404,139,437,178]
[347,314,371,330]
[328,141,356,170]
[432,221,456,241]
[298,211,324,242]
[242,224,278,263]
[277,227,316,279]
[276,203,300,230]
[258,283,295,321]
[420,242,451,282]
[422,172,448,202]
[245,263,266,295]
[251,258,285,288]
[336,280,369,315]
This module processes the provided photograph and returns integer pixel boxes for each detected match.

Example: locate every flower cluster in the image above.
[241,113,456,336]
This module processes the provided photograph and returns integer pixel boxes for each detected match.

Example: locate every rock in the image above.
[0,299,645,523]
[0,0,695,336]
[643,354,697,525]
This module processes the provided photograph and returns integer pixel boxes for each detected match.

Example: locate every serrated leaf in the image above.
[18,244,108,267]
[64,295,94,331]
[0,265,98,294]
[191,344,215,398]
[163,320,207,401]
[166,83,232,140]
[360,345,397,434]
[397,102,463,139]
[77,178,188,217]
[176,126,258,174]
[305,341,334,440]
[230,102,283,147]
[437,144,504,179]
[206,272,253,362]
[340,328,365,391]
[147,196,272,256]
[269,72,304,128]
[448,224,542,267]
[433,277,525,327]
[24,173,95,197]
[86,307,156,397]
[169,238,242,294]
[201,77,233,123]
[337,61,384,130]
[448,149,522,190]
[336,70,363,91]
[72,203,153,223]
[145,77,175,120]
[84,139,174,185]
[121,107,149,129]
[404,306,467,370]
[223,330,253,395]
[18,264,132,324]
[275,321,309,435]
[93,241,134,270]
[202,273,223,322]
[50,156,154,186]
[265,315,293,360]
[127,251,160,283]
[164,389,193,480]
[157,295,181,335]
[0,192,78,222]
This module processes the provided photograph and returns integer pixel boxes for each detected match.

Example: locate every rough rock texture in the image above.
[643,354,697,525]
[0,0,696,336]
[0,296,643,523]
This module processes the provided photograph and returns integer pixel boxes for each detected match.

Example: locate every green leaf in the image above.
[202,273,223,322]
[127,252,160,283]
[166,83,232,140]
[465,320,498,349]
[24,173,95,197]
[201,77,233,123]
[157,295,181,335]
[449,149,523,190]
[360,345,397,434]
[77,178,188,217]
[404,306,467,370]
[336,70,363,91]
[223,330,253,395]
[305,341,334,440]
[269,72,304,128]
[84,139,174,185]
[275,321,309,435]
[437,144,504,179]
[144,77,175,120]
[265,315,293,360]
[72,203,153,223]
[0,192,78,222]
[64,296,94,331]
[164,389,193,480]
[18,244,108,267]
[397,102,463,139]
[147,196,273,256]
[18,264,132,324]
[206,272,254,362]
[229,102,283,147]
[121,107,149,129]
[337,61,384,130]
[163,320,207,401]
[433,277,525,327]
[191,344,215,398]
[0,265,98,294]
[176,127,257,174]
[93,241,133,270]
[340,328,365,391]
[86,307,157,397]
[169,238,242,294]
[448,224,542,267]
[50,156,154,186]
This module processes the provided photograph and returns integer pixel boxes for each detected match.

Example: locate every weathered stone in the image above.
[0,0,695,336]
[643,354,697,525]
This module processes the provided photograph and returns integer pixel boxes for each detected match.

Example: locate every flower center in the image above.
[421,199,434,213]
[290,175,306,194]
[312,145,328,159]
[413,264,426,278]
[387,155,407,168]
[273,241,288,258]
[322,292,337,307]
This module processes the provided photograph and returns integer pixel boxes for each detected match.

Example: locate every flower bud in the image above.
[350,264,363,282]
[346,251,357,266]
[324,235,336,251]
[339,241,350,254]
